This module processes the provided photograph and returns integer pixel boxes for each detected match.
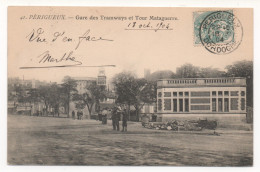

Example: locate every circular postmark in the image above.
[199,11,243,55]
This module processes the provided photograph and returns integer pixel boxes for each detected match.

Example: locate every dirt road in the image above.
[8,115,253,166]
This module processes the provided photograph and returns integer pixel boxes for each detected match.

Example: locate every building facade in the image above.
[157,77,247,122]
[97,68,106,86]
[69,77,97,118]
[70,70,113,118]
[8,77,49,114]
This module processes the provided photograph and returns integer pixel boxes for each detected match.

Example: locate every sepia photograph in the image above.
[6,6,254,167]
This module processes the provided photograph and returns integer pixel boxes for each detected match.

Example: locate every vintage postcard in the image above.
[8,7,253,166]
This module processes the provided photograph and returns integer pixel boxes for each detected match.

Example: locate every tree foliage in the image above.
[176,63,200,78]
[147,70,175,81]
[113,72,156,121]
[72,82,106,116]
[60,76,77,115]
[225,60,253,107]
[27,84,62,113]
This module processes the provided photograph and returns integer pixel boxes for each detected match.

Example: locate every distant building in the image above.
[8,77,49,114]
[156,77,247,122]
[69,69,114,119]
[32,79,50,88]
[144,69,151,79]
[69,77,97,118]
[8,77,32,88]
[72,77,97,94]
[97,68,106,86]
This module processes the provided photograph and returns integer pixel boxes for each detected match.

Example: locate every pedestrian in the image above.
[55,108,59,117]
[50,107,54,117]
[115,110,120,131]
[77,111,80,120]
[98,110,102,121]
[122,109,128,132]
[103,114,107,124]
[80,111,83,120]
[72,110,75,119]
[102,108,108,124]
[111,107,117,130]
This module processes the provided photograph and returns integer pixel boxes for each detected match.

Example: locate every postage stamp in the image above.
[193,10,243,55]
[193,10,215,45]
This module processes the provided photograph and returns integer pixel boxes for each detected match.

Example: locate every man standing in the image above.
[72,110,75,119]
[98,110,102,121]
[77,111,80,120]
[115,108,121,131]
[122,109,128,132]
[102,108,108,124]
[111,107,117,130]
[80,111,83,120]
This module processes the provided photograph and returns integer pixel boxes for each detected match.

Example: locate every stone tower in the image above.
[97,67,106,87]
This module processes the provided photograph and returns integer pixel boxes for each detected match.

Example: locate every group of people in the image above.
[72,110,83,120]
[111,106,128,132]
[30,107,60,117]
[71,106,128,132]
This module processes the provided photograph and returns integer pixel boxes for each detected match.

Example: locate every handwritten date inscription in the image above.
[126,21,172,32]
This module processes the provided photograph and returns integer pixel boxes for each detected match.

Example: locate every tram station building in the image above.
[156,77,247,122]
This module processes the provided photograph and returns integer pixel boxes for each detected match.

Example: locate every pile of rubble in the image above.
[142,119,217,131]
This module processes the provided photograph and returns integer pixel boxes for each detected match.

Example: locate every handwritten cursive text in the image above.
[38,51,82,66]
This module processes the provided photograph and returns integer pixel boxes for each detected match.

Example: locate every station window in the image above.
[191,91,210,97]
[185,99,189,112]
[173,92,177,97]
[241,91,245,96]
[231,98,238,110]
[224,98,229,112]
[218,91,223,96]
[158,99,162,111]
[179,92,183,97]
[164,92,171,97]
[231,91,239,96]
[173,99,177,112]
[212,91,216,96]
[212,98,216,112]
[164,99,171,110]
[241,98,245,110]
[224,91,229,96]
[179,99,183,112]
[218,98,223,112]
[185,92,189,97]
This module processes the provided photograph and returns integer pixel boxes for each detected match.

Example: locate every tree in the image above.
[113,72,156,121]
[11,84,25,104]
[36,84,62,116]
[132,79,157,121]
[48,84,62,116]
[176,63,227,78]
[176,63,200,78]
[60,76,77,117]
[199,67,226,78]
[72,82,106,118]
[26,88,41,114]
[147,70,176,81]
[225,60,253,107]
[113,72,137,106]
